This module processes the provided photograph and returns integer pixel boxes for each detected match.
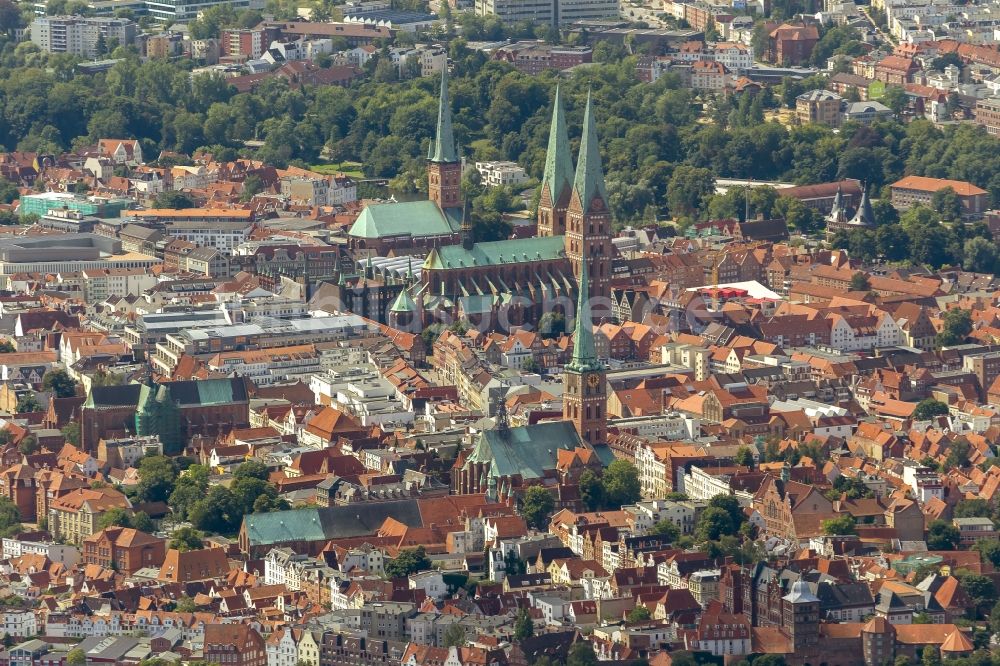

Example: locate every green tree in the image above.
[18,435,38,455]
[42,369,77,398]
[849,272,871,291]
[538,312,566,339]
[234,460,270,481]
[734,446,754,468]
[667,165,714,218]
[627,605,651,623]
[169,526,204,551]
[168,464,210,521]
[385,545,432,578]
[566,641,598,666]
[67,649,86,666]
[91,370,126,387]
[774,196,819,233]
[61,421,81,446]
[913,399,949,421]
[955,499,991,518]
[821,514,857,535]
[520,486,555,530]
[974,539,1000,568]
[957,572,996,612]
[648,519,680,542]
[442,623,466,648]
[240,174,264,202]
[513,608,534,640]
[153,191,195,209]
[0,179,18,205]
[708,494,745,530]
[926,520,959,550]
[579,469,604,511]
[16,393,42,413]
[931,186,962,222]
[963,236,997,274]
[936,308,972,347]
[97,507,134,530]
[602,460,640,508]
[136,455,177,503]
[503,548,526,576]
[695,507,735,542]
[0,340,14,353]
[174,595,197,612]
[188,485,242,534]
[0,497,21,537]
[944,438,971,471]
[882,86,908,114]
[231,475,286,515]
[132,511,154,533]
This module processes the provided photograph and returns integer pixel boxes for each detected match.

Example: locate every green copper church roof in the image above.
[466,421,583,480]
[429,67,457,164]
[572,91,608,210]
[567,258,602,373]
[390,288,417,313]
[349,200,460,240]
[541,85,573,201]
[422,234,566,270]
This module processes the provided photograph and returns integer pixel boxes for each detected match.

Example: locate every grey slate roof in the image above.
[242,500,425,547]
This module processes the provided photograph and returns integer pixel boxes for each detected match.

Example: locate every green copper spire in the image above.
[572,91,608,210]
[568,259,600,372]
[390,288,417,313]
[541,85,573,201]
[429,67,457,164]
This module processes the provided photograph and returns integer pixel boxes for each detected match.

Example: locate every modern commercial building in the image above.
[20,192,131,218]
[0,234,161,276]
[475,0,618,25]
[29,15,136,56]
[144,0,264,23]
[124,208,255,251]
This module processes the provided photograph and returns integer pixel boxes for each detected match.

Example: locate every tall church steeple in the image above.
[563,257,607,446]
[538,85,574,237]
[427,66,461,211]
[566,91,612,313]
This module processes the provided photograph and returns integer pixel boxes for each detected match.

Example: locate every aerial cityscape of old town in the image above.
[5,0,1000,663]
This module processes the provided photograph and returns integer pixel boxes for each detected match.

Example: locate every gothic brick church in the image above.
[377,75,614,332]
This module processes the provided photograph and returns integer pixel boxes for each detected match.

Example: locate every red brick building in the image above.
[492,42,593,75]
[204,624,266,666]
[158,547,231,583]
[0,464,37,522]
[874,55,920,86]
[83,527,167,574]
[768,24,819,65]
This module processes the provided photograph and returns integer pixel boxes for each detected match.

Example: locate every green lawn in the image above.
[310,161,365,178]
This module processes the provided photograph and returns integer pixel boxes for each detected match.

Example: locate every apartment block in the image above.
[30,15,136,56]
[796,89,843,127]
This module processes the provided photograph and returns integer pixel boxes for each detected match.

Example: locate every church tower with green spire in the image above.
[562,257,607,446]
[566,91,612,309]
[427,66,462,211]
[538,85,574,237]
